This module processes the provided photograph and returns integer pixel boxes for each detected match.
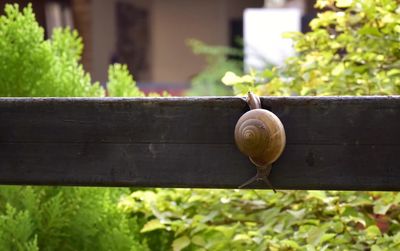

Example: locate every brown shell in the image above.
[234,109,286,167]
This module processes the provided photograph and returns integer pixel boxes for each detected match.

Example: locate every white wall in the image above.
[244,8,301,70]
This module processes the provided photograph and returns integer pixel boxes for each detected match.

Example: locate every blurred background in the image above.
[0,0,316,95]
[1,1,399,250]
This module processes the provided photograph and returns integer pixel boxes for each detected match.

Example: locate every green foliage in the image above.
[0,4,104,97]
[0,3,147,98]
[223,0,400,96]
[107,64,144,97]
[121,189,400,251]
[107,64,169,97]
[0,186,149,251]
[186,39,242,96]
[0,4,151,250]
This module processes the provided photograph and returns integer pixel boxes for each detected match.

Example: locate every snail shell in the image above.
[234,108,286,167]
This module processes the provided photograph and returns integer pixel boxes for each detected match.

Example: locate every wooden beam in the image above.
[0,96,399,190]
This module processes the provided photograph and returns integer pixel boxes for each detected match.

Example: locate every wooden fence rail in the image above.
[0,96,399,190]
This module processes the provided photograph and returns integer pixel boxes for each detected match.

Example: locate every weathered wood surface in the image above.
[0,96,399,190]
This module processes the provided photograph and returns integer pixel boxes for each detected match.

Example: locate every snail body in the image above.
[234,92,286,191]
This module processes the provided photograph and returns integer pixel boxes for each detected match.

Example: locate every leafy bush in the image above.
[121,189,400,251]
[223,0,400,96]
[0,186,149,251]
[0,4,146,98]
[186,39,242,96]
[0,4,150,250]
[0,5,103,97]
[107,64,144,97]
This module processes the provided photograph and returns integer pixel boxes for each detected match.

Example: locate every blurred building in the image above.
[1,0,315,94]
[91,0,264,90]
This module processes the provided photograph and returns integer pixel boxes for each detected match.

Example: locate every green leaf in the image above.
[172,236,191,251]
[307,226,325,246]
[387,69,400,76]
[281,240,300,249]
[366,225,381,238]
[331,222,344,233]
[305,244,317,251]
[140,219,166,233]
[332,63,345,76]
[308,191,327,201]
[373,203,391,215]
[288,209,306,219]
[214,225,236,238]
[371,245,382,251]
[321,233,336,243]
[191,235,206,247]
[336,0,353,8]
[395,25,400,33]
[358,26,381,36]
[222,71,242,86]
[233,233,251,242]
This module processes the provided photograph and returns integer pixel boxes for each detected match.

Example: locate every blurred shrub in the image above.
[0,186,149,251]
[107,64,145,97]
[0,4,103,97]
[0,4,146,98]
[186,39,242,96]
[223,0,400,96]
[121,189,400,251]
[0,4,150,250]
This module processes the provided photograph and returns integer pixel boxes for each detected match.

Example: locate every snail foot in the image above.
[238,165,277,193]
[261,176,276,193]
[238,175,257,189]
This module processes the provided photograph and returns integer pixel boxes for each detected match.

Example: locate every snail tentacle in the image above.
[247,92,261,110]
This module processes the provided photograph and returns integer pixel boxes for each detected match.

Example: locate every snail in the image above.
[234,92,286,192]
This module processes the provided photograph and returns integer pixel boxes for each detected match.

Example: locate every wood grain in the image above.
[0,96,399,190]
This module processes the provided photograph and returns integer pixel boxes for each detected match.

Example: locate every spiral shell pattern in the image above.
[234,109,286,167]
